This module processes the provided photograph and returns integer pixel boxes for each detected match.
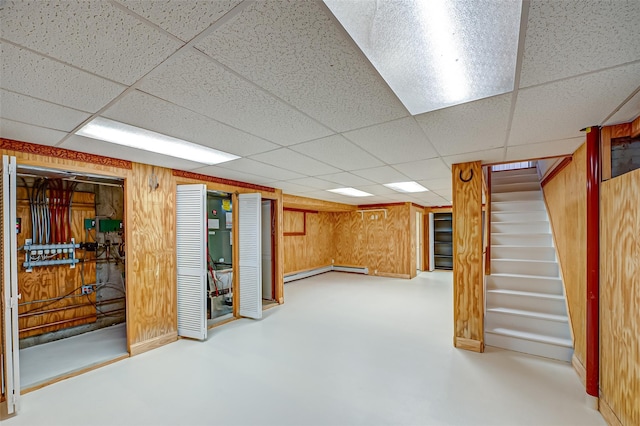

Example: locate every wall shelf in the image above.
[433,212,453,270]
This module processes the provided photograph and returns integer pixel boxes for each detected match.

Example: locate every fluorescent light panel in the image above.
[327,187,373,197]
[324,0,521,114]
[384,181,429,193]
[76,117,239,165]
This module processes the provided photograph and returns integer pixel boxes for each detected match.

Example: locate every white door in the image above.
[2,155,20,414]
[238,193,262,319]
[428,213,435,272]
[176,184,207,340]
[261,201,272,300]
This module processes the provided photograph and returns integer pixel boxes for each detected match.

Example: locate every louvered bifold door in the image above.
[238,193,262,319]
[176,184,207,340]
[2,155,20,414]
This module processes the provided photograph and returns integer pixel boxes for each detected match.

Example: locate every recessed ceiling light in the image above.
[324,0,521,114]
[327,187,373,197]
[76,117,240,165]
[383,181,429,193]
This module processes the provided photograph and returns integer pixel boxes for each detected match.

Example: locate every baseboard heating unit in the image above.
[284,265,369,283]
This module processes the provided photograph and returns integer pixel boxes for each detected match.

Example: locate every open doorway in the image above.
[13,164,127,391]
[206,191,234,327]
[261,199,277,309]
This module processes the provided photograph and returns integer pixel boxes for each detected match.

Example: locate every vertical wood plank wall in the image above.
[542,143,587,370]
[126,163,177,355]
[452,161,484,352]
[283,211,334,274]
[600,167,640,426]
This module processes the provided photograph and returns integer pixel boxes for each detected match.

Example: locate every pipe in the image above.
[585,126,600,399]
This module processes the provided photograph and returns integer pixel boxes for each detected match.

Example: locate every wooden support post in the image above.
[452,161,484,353]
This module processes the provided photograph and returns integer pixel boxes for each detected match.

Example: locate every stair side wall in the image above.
[541,143,587,371]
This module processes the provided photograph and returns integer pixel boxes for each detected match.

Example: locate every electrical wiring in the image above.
[19,283,86,315]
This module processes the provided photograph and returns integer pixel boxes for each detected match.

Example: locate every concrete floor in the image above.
[5,271,605,426]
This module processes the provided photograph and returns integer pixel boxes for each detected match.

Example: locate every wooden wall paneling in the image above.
[283,211,334,275]
[542,143,586,368]
[283,209,306,236]
[452,161,484,352]
[332,211,366,269]
[126,164,177,354]
[283,194,355,212]
[600,169,640,426]
[17,190,97,338]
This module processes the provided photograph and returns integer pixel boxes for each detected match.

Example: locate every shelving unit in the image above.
[433,213,453,270]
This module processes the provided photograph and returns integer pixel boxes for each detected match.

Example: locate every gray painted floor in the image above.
[20,323,127,389]
[6,272,604,425]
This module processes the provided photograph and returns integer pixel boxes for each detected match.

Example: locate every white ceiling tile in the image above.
[273,181,317,194]
[520,0,640,88]
[441,148,505,166]
[0,89,91,132]
[509,62,640,146]
[411,191,450,203]
[189,165,277,186]
[195,0,407,133]
[285,177,337,190]
[217,158,304,181]
[116,0,242,42]
[604,88,640,126]
[0,1,183,85]
[351,166,410,184]
[415,94,512,156]
[102,90,278,157]
[249,149,340,176]
[0,118,66,146]
[60,135,205,170]
[317,172,375,187]
[298,190,359,205]
[139,48,332,145]
[289,134,383,171]
[343,117,438,164]
[506,137,584,161]
[0,42,125,112]
[392,158,451,181]
[419,178,452,191]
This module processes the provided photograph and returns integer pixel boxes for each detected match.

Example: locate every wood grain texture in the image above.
[333,205,412,277]
[455,337,483,352]
[283,194,356,212]
[283,211,334,274]
[0,138,132,169]
[17,190,97,338]
[600,168,640,426]
[283,210,305,236]
[632,116,640,138]
[542,143,586,367]
[125,163,177,350]
[452,162,484,348]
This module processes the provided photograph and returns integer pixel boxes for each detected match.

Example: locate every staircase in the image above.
[485,167,573,362]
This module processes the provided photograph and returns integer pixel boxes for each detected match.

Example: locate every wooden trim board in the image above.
[455,337,484,352]
[599,397,623,426]
[129,332,178,356]
[541,156,573,187]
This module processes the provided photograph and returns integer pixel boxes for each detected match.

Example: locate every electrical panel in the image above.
[98,219,123,233]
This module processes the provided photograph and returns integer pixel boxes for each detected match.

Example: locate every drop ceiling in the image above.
[1,0,639,206]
